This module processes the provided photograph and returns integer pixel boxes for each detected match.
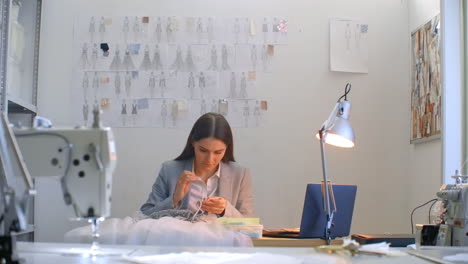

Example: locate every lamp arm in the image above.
[318,129,334,244]
[321,103,340,131]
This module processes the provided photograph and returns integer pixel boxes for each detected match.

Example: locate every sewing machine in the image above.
[435,174,468,246]
[0,109,116,263]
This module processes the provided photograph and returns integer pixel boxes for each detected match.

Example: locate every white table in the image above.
[13,242,437,264]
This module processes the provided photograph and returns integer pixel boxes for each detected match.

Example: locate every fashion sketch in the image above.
[89,16,95,41]
[114,72,121,97]
[152,44,163,70]
[221,44,230,70]
[123,49,136,70]
[159,72,167,98]
[229,72,237,98]
[254,100,260,126]
[148,71,156,98]
[121,99,128,126]
[155,17,163,43]
[80,43,89,69]
[188,72,196,99]
[239,72,247,98]
[207,45,218,70]
[98,17,106,40]
[131,99,138,125]
[91,44,98,69]
[82,100,89,126]
[171,45,184,71]
[92,72,99,99]
[110,46,122,71]
[140,45,152,70]
[198,72,206,98]
[171,100,178,127]
[122,16,130,41]
[161,99,168,127]
[82,72,89,100]
[125,72,132,97]
[250,45,257,71]
[243,100,250,127]
[185,46,195,71]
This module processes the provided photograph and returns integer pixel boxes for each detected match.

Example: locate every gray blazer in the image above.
[140,159,255,217]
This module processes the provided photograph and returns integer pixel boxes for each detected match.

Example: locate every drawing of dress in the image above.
[140,45,152,70]
[159,72,167,98]
[110,46,122,70]
[239,72,247,98]
[82,72,89,100]
[82,100,89,126]
[250,45,257,71]
[148,72,156,98]
[207,17,214,43]
[89,16,95,40]
[254,100,260,126]
[185,46,195,71]
[121,100,127,126]
[243,100,250,127]
[123,49,135,70]
[152,45,163,70]
[188,72,196,99]
[98,17,106,40]
[229,72,236,98]
[171,100,178,127]
[200,99,207,115]
[114,72,121,96]
[91,44,98,69]
[125,72,132,97]
[161,99,168,127]
[92,72,99,99]
[199,72,206,98]
[155,17,162,42]
[80,43,89,69]
[221,44,230,70]
[122,16,130,40]
[207,45,218,70]
[131,101,138,125]
[171,45,184,71]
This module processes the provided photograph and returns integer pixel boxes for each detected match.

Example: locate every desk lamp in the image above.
[316,83,355,244]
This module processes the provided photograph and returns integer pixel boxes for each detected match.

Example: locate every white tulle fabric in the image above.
[64,213,252,247]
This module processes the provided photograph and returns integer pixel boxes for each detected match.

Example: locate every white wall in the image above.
[37,0,419,242]
[407,0,443,229]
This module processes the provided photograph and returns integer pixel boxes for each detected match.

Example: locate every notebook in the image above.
[263,184,357,239]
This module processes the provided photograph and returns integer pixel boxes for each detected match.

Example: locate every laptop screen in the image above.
[299,184,357,239]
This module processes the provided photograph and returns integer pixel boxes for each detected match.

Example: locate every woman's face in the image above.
[192,137,227,171]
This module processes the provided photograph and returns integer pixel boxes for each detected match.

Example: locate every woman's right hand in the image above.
[173,170,201,208]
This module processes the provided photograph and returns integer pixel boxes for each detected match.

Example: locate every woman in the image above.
[140,112,254,218]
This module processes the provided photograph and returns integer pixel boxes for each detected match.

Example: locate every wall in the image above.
[37,0,415,242]
[407,0,443,229]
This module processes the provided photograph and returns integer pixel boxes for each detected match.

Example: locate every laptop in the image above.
[263,184,357,239]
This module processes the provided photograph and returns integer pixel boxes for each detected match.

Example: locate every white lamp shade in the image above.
[324,117,355,148]
[315,101,355,148]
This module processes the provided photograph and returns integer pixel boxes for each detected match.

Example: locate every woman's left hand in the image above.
[201,197,226,215]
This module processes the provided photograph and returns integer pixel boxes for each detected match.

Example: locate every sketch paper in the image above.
[330,17,368,73]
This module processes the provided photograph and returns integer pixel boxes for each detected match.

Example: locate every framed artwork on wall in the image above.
[410,14,441,144]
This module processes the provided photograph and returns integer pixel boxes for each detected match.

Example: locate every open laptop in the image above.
[263,184,357,239]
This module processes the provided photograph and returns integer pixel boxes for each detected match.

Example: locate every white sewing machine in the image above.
[0,109,116,263]
[436,175,468,246]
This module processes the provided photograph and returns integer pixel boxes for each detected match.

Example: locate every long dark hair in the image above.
[175,112,235,162]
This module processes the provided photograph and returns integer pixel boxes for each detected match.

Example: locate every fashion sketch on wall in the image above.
[410,14,441,143]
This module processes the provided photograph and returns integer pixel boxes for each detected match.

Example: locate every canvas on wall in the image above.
[410,15,441,143]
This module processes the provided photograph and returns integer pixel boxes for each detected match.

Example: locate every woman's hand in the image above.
[173,170,201,208]
[201,197,226,215]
